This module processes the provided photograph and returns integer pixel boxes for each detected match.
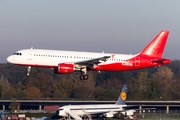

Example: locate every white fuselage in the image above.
[57,104,127,117]
[7,49,136,68]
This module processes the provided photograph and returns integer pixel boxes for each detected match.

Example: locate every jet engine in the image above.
[54,64,74,74]
[104,113,114,118]
[121,110,135,120]
[121,110,134,116]
[126,110,134,116]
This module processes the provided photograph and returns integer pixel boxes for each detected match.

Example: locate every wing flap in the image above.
[74,56,111,69]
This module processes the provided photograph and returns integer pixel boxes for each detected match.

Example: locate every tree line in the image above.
[0,60,180,100]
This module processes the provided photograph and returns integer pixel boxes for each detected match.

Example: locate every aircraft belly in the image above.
[99,62,159,71]
[99,63,137,71]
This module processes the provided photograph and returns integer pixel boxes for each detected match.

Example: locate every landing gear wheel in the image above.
[79,75,84,80]
[83,75,89,80]
[79,75,89,80]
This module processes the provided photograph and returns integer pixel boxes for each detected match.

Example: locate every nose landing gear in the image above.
[27,66,31,76]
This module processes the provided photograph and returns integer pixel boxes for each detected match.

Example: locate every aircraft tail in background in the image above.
[115,85,128,105]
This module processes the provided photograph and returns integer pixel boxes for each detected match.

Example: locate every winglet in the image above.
[116,85,128,105]
[111,54,115,59]
[139,31,169,58]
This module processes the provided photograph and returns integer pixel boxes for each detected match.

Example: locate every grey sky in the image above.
[0,0,180,63]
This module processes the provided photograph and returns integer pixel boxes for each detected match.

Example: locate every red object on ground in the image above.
[11,116,18,120]
[44,106,60,111]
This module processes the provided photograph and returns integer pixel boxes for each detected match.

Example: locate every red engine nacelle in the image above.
[54,64,74,74]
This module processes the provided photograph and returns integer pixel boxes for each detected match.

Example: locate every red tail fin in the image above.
[139,31,169,58]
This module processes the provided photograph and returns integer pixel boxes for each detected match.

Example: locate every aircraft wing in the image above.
[74,55,111,69]
[120,108,156,112]
[94,108,156,113]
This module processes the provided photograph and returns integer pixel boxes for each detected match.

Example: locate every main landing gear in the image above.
[79,68,89,80]
[79,75,89,80]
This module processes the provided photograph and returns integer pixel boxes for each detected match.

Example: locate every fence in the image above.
[135,110,180,120]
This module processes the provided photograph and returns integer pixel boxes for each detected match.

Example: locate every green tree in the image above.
[26,73,53,98]
[128,72,155,100]
[72,84,94,98]
[53,79,75,98]
[24,86,41,98]
[0,79,3,97]
[1,79,16,98]
[8,98,20,111]
[152,66,174,100]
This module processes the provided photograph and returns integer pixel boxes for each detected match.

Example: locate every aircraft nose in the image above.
[7,56,14,63]
[56,110,59,115]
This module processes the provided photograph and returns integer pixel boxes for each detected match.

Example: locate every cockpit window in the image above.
[59,109,64,111]
[13,53,22,56]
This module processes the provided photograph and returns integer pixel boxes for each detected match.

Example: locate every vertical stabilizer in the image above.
[139,31,169,58]
[115,85,128,105]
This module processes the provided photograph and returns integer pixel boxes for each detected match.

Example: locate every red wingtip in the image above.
[140,31,169,58]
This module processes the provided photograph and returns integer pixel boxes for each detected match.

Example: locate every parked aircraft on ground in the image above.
[7,31,170,80]
[56,85,155,120]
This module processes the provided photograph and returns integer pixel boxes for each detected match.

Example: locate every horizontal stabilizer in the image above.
[150,59,170,64]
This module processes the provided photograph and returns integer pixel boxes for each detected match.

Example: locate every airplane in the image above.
[56,85,155,120]
[7,31,170,80]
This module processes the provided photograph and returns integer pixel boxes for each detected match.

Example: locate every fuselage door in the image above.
[135,57,140,66]
[27,49,33,60]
